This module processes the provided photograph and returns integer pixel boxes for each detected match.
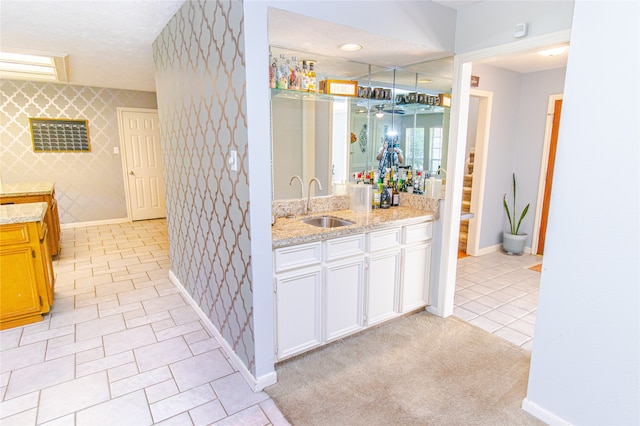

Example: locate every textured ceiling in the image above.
[0,0,184,92]
[0,0,567,93]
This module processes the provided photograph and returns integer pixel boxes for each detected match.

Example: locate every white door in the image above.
[119,109,166,221]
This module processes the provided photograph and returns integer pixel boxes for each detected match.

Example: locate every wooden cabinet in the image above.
[1,209,55,330]
[0,183,61,256]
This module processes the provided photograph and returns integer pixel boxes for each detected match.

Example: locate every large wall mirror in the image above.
[269,45,453,201]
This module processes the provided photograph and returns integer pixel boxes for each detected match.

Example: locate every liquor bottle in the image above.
[269,52,276,89]
[277,54,289,89]
[301,61,309,91]
[380,185,391,209]
[372,183,382,209]
[308,61,316,92]
[414,171,423,194]
[392,184,400,206]
[289,56,300,90]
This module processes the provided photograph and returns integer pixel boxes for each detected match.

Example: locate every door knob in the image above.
[129,171,134,175]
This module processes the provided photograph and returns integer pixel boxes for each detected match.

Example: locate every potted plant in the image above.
[502,173,530,255]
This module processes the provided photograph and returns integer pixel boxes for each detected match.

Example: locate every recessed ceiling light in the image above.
[338,43,363,52]
[538,46,568,57]
[0,51,68,83]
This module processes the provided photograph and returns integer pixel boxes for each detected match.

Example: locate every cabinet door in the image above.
[0,247,42,322]
[401,242,432,313]
[275,267,322,360]
[367,249,400,325]
[324,258,364,341]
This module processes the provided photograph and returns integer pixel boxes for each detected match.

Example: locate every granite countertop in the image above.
[0,202,48,225]
[272,206,436,249]
[0,182,55,197]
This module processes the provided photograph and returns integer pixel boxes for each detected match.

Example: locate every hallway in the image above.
[454,251,541,350]
[0,219,288,425]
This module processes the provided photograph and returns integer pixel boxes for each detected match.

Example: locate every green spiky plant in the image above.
[503,173,530,235]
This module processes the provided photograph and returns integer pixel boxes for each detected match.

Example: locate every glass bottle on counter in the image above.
[392,181,400,206]
[380,185,391,209]
[372,183,382,209]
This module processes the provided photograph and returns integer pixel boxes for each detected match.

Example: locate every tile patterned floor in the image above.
[453,251,541,350]
[0,219,289,425]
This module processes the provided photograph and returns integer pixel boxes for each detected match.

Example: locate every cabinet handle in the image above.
[129,171,135,175]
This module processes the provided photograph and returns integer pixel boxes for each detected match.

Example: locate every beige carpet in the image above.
[266,312,544,426]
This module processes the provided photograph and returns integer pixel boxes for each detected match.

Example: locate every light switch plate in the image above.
[113,147,119,154]
[228,150,238,172]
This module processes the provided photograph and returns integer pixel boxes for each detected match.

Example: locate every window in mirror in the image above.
[429,127,444,173]
[405,127,425,171]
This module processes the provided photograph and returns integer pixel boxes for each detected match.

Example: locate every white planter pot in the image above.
[502,232,527,255]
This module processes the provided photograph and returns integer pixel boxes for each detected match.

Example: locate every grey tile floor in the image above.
[453,251,542,350]
[0,219,289,425]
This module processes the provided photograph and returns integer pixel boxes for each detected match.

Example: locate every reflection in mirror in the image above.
[269,43,453,200]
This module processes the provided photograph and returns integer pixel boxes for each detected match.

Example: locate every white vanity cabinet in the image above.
[400,222,433,313]
[365,228,401,326]
[274,242,323,360]
[323,235,365,342]
[273,218,433,361]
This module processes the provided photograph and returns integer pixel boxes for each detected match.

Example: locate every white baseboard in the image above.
[522,398,570,425]
[168,270,277,392]
[473,243,533,257]
[60,217,130,229]
[475,243,501,256]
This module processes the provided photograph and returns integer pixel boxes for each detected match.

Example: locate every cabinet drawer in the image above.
[274,242,322,273]
[403,222,433,244]
[324,234,365,262]
[367,228,401,252]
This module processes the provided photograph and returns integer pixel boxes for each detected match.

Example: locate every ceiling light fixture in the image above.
[538,46,568,57]
[338,43,363,52]
[0,51,68,83]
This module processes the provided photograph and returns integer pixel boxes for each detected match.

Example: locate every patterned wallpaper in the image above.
[0,79,157,223]
[153,0,255,374]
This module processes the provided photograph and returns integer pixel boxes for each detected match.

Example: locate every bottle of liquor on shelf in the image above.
[308,61,316,92]
[289,56,300,90]
[269,52,276,89]
[301,61,310,91]
[277,54,289,89]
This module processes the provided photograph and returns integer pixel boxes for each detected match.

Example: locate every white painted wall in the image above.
[524,1,639,424]
[455,0,574,54]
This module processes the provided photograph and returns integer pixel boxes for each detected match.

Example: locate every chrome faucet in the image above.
[306,178,323,216]
[289,175,304,198]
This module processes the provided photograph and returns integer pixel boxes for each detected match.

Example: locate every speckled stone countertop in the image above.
[0,182,55,197]
[272,206,436,249]
[0,202,48,225]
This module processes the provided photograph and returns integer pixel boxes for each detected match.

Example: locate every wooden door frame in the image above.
[531,95,563,255]
[117,107,161,222]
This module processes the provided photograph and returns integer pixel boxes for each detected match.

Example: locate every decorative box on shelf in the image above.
[319,79,359,97]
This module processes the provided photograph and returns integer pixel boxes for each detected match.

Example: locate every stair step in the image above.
[464,175,473,187]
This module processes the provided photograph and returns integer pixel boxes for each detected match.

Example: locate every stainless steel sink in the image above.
[300,216,354,229]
